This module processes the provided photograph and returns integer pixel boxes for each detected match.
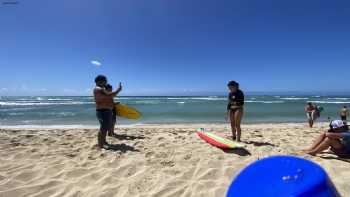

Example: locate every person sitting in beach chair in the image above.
[93,75,122,149]
[105,84,118,137]
[304,120,350,156]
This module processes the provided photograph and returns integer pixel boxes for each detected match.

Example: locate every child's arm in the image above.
[114,82,122,96]
[101,83,122,97]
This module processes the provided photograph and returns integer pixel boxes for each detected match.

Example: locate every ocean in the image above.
[0,96,349,126]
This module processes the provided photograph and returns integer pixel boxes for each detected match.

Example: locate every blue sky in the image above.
[0,0,350,96]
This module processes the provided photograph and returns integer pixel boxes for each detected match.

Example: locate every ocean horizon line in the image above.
[1,91,350,97]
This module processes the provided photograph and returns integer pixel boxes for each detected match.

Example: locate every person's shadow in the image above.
[319,153,350,163]
[112,134,146,141]
[107,143,140,153]
[223,147,251,156]
[245,140,276,147]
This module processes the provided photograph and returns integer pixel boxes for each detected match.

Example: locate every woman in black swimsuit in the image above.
[227,81,244,142]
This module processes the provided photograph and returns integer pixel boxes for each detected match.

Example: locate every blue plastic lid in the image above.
[227,156,340,197]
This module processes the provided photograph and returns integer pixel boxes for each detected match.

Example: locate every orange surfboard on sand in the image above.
[197,128,243,149]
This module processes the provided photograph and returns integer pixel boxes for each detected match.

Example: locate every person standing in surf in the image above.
[305,102,316,128]
[340,106,348,122]
[93,75,122,149]
[226,81,244,142]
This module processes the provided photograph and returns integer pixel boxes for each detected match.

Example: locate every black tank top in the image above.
[227,89,244,110]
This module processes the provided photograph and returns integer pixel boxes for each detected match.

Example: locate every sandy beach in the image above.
[0,123,349,197]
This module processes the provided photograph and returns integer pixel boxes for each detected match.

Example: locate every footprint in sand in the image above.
[158,137,165,141]
[145,151,155,158]
[65,153,77,158]
[160,160,175,167]
[183,154,192,160]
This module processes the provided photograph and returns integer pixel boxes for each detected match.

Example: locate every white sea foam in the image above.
[246,101,285,104]
[166,97,226,101]
[280,97,308,100]
[308,101,350,104]
[8,112,25,116]
[117,97,227,101]
[177,102,186,104]
[327,98,349,100]
[46,112,76,116]
[134,100,161,104]
[0,101,94,106]
[47,98,73,101]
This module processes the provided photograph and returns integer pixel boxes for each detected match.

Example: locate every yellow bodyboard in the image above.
[115,103,141,120]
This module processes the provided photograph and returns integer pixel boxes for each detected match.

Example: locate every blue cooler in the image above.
[227,156,340,197]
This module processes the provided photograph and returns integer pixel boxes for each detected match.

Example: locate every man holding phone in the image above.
[93,75,122,149]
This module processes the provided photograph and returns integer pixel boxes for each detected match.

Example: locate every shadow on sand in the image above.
[320,154,350,163]
[245,140,276,147]
[112,134,145,141]
[107,143,140,153]
[223,148,251,156]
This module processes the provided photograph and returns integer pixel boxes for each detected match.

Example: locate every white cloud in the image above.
[91,60,102,67]
[0,88,8,92]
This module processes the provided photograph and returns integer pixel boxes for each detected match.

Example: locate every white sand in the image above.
[0,123,349,197]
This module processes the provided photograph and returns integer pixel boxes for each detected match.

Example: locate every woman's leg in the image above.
[306,137,343,156]
[108,116,116,136]
[304,132,326,151]
[234,108,243,142]
[229,110,236,140]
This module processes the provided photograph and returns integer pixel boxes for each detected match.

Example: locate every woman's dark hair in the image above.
[95,75,107,83]
[227,80,239,88]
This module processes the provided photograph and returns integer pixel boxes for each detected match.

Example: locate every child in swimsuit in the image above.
[105,84,118,137]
